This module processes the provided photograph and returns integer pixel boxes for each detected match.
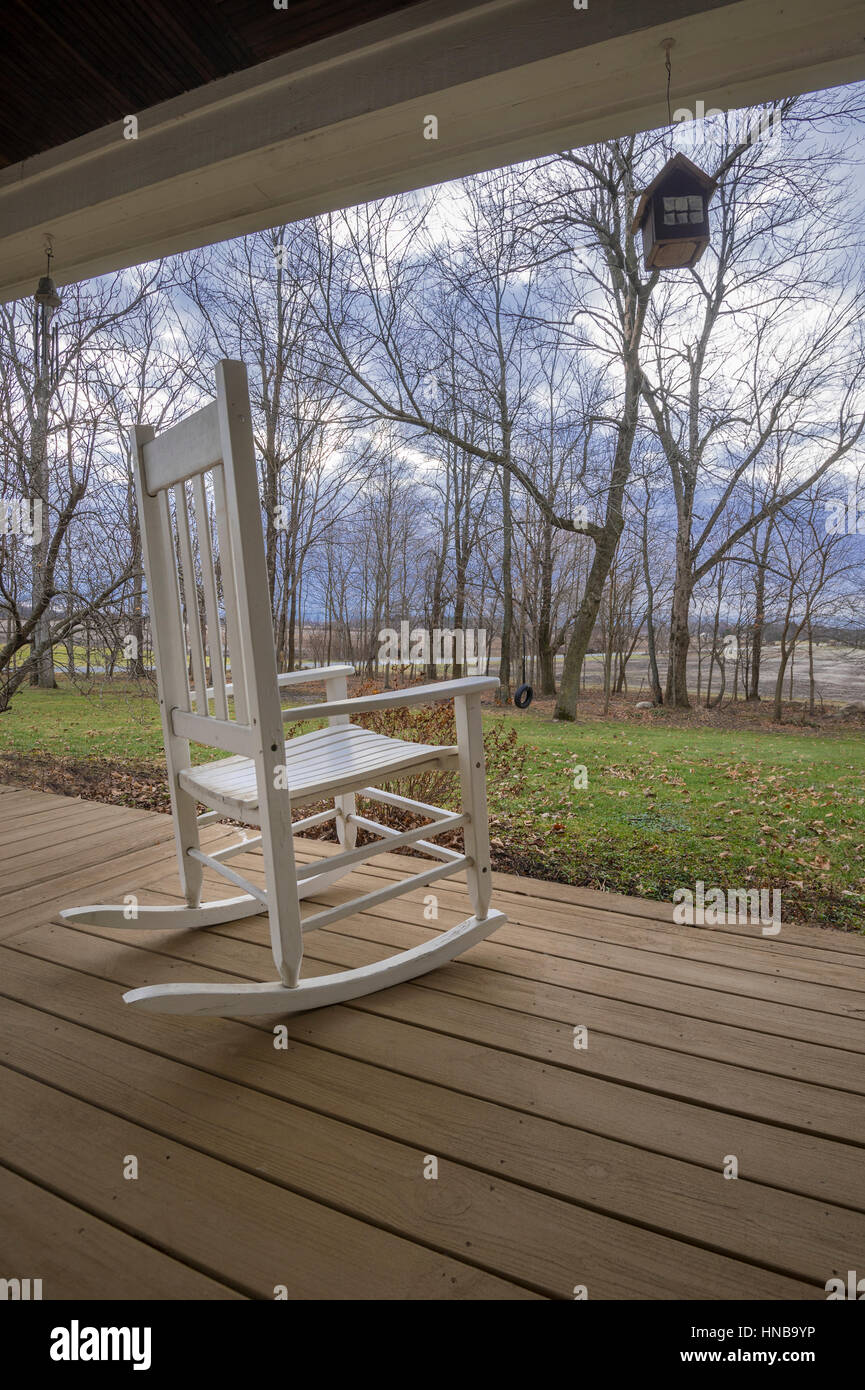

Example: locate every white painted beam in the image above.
[1,0,863,302]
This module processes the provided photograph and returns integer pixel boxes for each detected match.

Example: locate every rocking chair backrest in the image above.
[132,360,283,769]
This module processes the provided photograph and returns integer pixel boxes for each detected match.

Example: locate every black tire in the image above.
[514,683,533,710]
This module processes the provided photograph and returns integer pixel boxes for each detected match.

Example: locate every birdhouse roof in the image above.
[630,153,717,234]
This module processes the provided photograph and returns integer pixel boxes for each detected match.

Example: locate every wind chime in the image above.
[33,243,62,392]
[29,243,61,653]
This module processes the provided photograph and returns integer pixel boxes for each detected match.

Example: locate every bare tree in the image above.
[0,268,161,706]
[639,98,865,705]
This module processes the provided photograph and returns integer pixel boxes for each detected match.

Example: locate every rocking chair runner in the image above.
[60,360,506,1016]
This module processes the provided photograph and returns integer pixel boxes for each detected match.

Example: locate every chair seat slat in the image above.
[179,722,458,810]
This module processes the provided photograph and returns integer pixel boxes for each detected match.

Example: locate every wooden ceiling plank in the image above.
[0,0,422,166]
[11,0,134,116]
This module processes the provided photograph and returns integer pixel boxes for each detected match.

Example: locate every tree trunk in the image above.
[536,521,557,696]
[497,461,513,701]
[537,630,556,696]
[641,508,663,705]
[772,652,789,722]
[555,535,617,719]
[128,487,146,679]
[555,354,641,720]
[665,535,693,708]
[286,585,297,670]
[746,529,772,701]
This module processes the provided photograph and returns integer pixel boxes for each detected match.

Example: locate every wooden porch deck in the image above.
[1,782,863,1301]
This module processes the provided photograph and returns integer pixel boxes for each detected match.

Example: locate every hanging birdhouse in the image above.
[631,153,716,270]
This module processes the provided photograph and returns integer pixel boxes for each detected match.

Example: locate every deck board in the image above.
[0,784,863,1300]
[0,1165,244,1300]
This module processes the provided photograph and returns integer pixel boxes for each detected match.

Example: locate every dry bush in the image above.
[284,677,527,852]
[344,677,525,811]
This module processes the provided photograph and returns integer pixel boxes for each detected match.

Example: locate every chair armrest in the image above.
[281,675,499,724]
[276,665,355,689]
[209,664,355,701]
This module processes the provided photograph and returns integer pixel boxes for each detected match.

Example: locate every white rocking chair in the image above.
[60,360,506,1016]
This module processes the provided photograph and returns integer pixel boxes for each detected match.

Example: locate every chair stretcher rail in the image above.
[301,856,469,933]
[207,807,337,864]
[359,785,462,819]
[349,812,464,863]
[295,812,465,879]
[187,847,268,904]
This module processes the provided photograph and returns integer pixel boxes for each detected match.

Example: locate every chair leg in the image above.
[334,790,358,850]
[454,692,492,920]
[327,672,357,850]
[174,784,204,909]
[257,759,305,987]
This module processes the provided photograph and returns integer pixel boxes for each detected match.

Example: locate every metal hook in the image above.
[661,38,675,127]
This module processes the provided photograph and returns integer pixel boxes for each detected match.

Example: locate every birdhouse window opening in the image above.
[663,195,704,226]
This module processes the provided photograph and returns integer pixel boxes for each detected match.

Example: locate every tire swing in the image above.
[514,635,533,709]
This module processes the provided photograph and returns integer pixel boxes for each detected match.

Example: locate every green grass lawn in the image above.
[2,680,863,930]
[0,680,166,759]
[483,709,865,930]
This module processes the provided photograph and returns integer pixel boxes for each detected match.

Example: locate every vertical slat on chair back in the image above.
[168,472,248,723]
[133,449,190,723]
[210,463,249,724]
[173,482,209,715]
[192,474,228,720]
[210,360,284,748]
[161,473,249,727]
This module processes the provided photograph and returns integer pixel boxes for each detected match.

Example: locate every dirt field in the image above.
[574,642,865,707]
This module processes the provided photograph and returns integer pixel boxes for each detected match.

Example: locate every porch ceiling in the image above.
[0,0,424,168]
[0,0,863,304]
